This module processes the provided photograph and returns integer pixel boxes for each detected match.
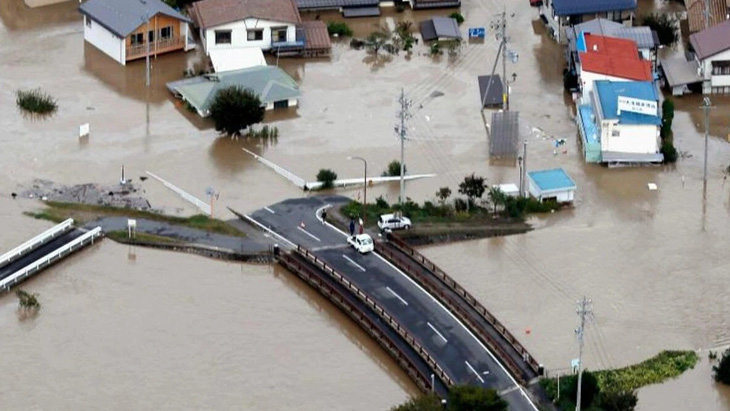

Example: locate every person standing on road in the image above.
[358,217,364,234]
[321,208,327,225]
[349,217,355,237]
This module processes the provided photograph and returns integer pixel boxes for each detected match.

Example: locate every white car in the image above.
[377,214,412,231]
[347,234,374,254]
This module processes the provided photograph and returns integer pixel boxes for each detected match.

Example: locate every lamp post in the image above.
[347,156,367,222]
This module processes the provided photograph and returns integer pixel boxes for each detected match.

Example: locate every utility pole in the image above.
[575,297,593,411]
[397,88,412,205]
[500,8,508,111]
[521,140,528,197]
[701,97,713,189]
[142,0,151,88]
[705,0,711,30]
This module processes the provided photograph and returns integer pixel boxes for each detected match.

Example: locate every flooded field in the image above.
[1,0,729,409]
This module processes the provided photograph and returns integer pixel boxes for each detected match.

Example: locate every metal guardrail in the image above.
[384,235,542,377]
[145,171,211,215]
[241,148,307,189]
[279,252,435,394]
[0,218,74,268]
[0,227,103,292]
[294,245,454,389]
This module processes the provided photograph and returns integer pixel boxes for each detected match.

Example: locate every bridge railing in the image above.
[0,218,74,268]
[295,245,454,389]
[0,227,102,292]
[383,234,542,377]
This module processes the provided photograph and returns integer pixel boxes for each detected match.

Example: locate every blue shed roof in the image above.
[528,168,577,192]
[552,0,636,16]
[594,80,661,126]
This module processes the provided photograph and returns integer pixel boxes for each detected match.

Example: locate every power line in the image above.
[575,297,593,411]
[396,88,413,205]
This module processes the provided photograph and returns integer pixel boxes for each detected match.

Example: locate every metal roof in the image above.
[190,0,300,29]
[552,0,636,16]
[342,7,380,17]
[689,20,730,60]
[79,0,191,38]
[593,80,661,126]
[686,0,728,33]
[527,168,576,192]
[167,66,301,116]
[477,75,503,107]
[295,0,378,10]
[419,17,461,41]
[489,111,519,158]
[660,58,703,87]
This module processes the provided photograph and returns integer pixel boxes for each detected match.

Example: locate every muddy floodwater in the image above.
[1,0,730,409]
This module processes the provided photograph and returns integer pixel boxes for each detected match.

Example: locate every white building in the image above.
[527,168,576,204]
[79,0,194,66]
[690,20,730,94]
[189,0,302,55]
[588,80,663,164]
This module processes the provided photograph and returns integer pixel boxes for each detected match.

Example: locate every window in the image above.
[215,30,232,44]
[160,26,173,40]
[611,130,620,137]
[86,17,92,28]
[130,33,144,46]
[712,60,730,75]
[247,29,263,41]
[148,30,155,42]
[271,27,287,42]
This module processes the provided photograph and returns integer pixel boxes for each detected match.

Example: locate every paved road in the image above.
[249,196,538,410]
[0,229,85,282]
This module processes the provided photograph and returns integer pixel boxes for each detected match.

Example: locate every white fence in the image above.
[145,171,212,215]
[0,218,74,268]
[241,148,307,189]
[0,227,102,292]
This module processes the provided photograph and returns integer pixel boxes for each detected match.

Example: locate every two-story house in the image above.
[689,19,730,94]
[79,0,195,66]
[549,0,636,42]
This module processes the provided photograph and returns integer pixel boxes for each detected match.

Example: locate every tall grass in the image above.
[16,89,58,115]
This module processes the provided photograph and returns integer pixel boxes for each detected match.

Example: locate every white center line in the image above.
[465,361,485,383]
[342,254,366,272]
[264,206,276,214]
[297,226,321,242]
[386,286,408,306]
[427,321,448,344]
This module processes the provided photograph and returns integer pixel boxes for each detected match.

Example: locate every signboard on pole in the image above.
[468,27,486,38]
[617,96,657,116]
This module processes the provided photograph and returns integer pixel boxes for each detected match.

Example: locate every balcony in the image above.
[126,36,185,61]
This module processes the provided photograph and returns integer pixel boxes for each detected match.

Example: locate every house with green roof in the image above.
[166,65,301,117]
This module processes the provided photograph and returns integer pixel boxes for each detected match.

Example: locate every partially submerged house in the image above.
[79,0,195,66]
[565,18,658,69]
[574,33,653,99]
[549,0,637,42]
[659,57,703,96]
[577,80,663,164]
[419,17,461,42]
[527,168,576,204]
[689,19,730,94]
[686,0,730,34]
[295,0,459,16]
[167,65,301,116]
[189,0,330,57]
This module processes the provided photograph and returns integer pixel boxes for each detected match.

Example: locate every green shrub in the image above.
[599,390,638,411]
[430,42,442,56]
[641,13,677,45]
[449,12,465,25]
[713,348,730,385]
[661,141,678,164]
[16,289,40,310]
[595,350,698,393]
[326,21,353,37]
[316,169,338,189]
[382,160,405,177]
[16,89,58,115]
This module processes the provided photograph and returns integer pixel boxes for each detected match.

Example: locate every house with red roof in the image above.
[575,33,653,100]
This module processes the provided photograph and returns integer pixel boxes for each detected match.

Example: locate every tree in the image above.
[599,390,638,411]
[382,160,406,177]
[713,348,730,385]
[449,12,465,25]
[487,186,507,214]
[389,393,442,411]
[316,169,338,189]
[565,370,600,409]
[661,99,674,140]
[458,173,486,209]
[641,14,677,45]
[365,29,390,54]
[447,385,507,411]
[209,86,265,136]
[436,187,452,204]
[326,21,353,37]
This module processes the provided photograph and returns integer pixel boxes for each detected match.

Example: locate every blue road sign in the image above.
[468,27,486,39]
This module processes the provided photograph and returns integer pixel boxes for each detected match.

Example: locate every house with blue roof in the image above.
[577,80,663,164]
[548,0,636,42]
[527,168,576,204]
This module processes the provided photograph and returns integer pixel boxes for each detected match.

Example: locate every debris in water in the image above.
[647,183,658,191]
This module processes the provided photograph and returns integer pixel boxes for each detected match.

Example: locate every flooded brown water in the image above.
[1,0,729,408]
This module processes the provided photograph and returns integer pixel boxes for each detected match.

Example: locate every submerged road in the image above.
[248,196,538,410]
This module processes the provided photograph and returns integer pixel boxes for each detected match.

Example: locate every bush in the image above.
[16,89,58,115]
[448,385,507,411]
[458,173,486,205]
[316,169,338,189]
[382,160,405,177]
[661,99,674,140]
[436,187,452,204]
[326,21,353,37]
[641,13,677,45]
[713,348,730,385]
[430,42,442,56]
[449,12,465,25]
[16,289,40,310]
[661,141,678,164]
[209,86,265,136]
[599,390,638,411]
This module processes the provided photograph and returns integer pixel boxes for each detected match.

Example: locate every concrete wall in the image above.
[601,121,659,153]
[84,15,124,65]
[528,179,575,202]
[202,18,296,55]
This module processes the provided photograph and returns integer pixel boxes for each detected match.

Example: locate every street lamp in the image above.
[347,156,367,222]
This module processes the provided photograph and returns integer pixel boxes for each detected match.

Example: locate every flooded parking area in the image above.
[1,0,729,408]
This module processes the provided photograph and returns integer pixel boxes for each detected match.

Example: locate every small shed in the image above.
[477,75,504,107]
[493,183,520,197]
[420,17,461,42]
[527,168,576,203]
[489,111,519,158]
[659,58,703,96]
